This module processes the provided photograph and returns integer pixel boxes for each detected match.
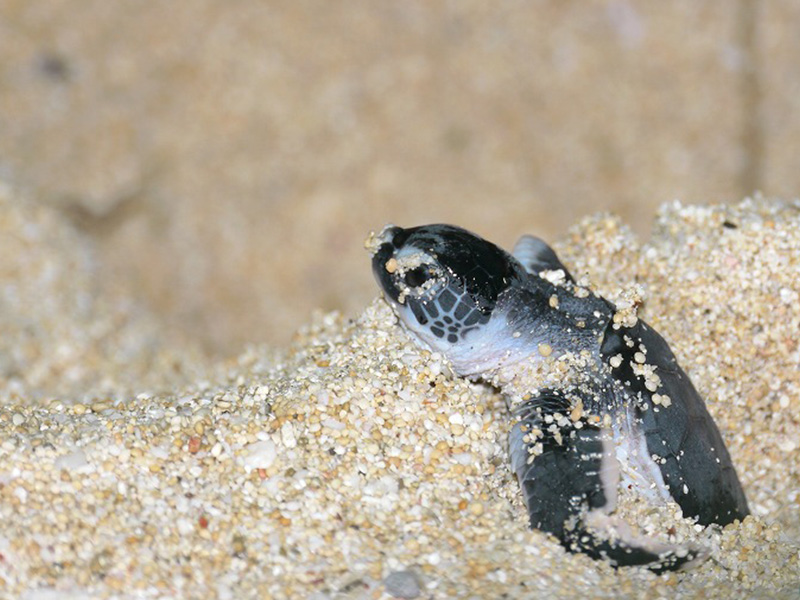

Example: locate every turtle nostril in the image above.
[390,227,410,248]
[404,267,430,288]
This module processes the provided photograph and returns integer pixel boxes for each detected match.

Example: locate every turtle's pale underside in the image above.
[369,224,749,573]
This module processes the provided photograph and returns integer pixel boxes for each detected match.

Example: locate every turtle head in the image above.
[369,224,525,356]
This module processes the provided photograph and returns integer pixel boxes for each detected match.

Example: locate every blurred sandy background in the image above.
[1,1,797,355]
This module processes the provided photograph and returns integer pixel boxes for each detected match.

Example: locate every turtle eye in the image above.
[404,267,431,288]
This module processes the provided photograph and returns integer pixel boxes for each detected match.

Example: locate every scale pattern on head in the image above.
[372,224,524,345]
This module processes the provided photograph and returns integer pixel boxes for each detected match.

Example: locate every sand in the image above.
[1,190,799,598]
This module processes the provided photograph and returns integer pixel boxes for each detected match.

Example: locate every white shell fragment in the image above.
[242,439,278,471]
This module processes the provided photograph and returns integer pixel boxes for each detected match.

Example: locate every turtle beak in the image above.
[370,225,405,303]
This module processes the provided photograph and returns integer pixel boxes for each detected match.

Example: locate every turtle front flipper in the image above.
[600,320,750,526]
[512,235,575,282]
[509,390,705,572]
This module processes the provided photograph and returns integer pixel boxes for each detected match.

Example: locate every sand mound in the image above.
[1,194,798,598]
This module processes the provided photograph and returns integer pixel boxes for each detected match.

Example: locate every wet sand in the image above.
[1,193,798,598]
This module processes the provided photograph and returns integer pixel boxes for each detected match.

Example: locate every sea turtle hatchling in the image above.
[368,223,749,572]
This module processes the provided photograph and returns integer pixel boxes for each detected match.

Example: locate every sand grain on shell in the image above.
[1,196,799,598]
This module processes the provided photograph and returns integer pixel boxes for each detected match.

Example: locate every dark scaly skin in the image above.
[370,224,749,572]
